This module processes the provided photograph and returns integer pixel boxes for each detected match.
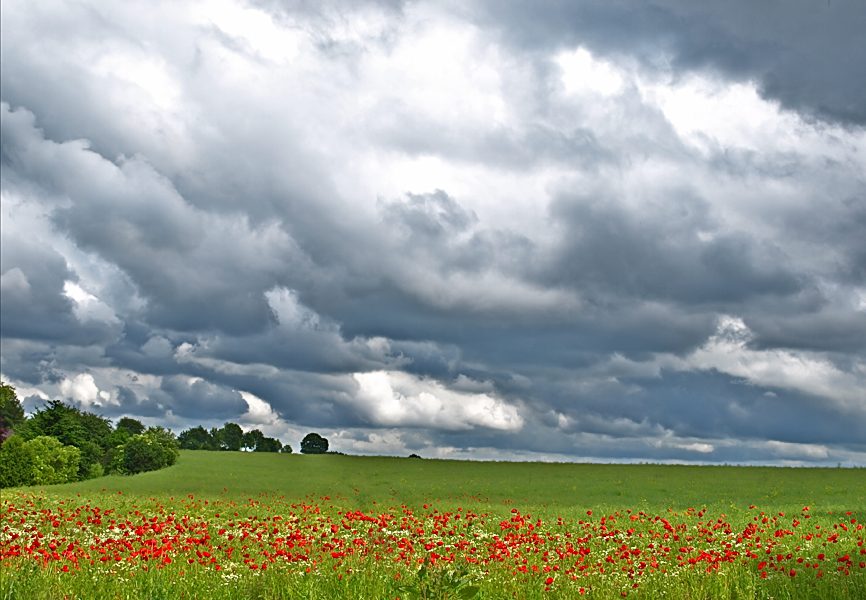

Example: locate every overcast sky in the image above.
[2,0,865,465]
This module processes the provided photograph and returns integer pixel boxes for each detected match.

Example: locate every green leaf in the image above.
[458,586,480,599]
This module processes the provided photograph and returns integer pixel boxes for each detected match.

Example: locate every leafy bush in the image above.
[0,434,35,487]
[122,427,180,474]
[85,462,105,479]
[26,436,81,485]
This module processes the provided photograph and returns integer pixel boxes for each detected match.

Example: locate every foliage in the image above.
[106,426,130,449]
[178,425,219,450]
[220,422,244,451]
[0,382,26,444]
[0,396,180,485]
[395,556,480,600]
[122,427,180,475]
[280,444,293,453]
[25,435,81,485]
[115,417,145,436]
[300,432,328,454]
[0,434,35,487]
[179,423,285,452]
[242,428,283,453]
[16,399,112,479]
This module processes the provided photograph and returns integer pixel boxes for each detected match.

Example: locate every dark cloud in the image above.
[153,376,249,421]
[544,191,804,304]
[475,0,866,126]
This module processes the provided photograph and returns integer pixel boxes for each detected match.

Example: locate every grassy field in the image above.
[2,451,864,599]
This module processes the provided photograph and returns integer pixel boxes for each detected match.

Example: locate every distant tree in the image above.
[242,429,265,451]
[257,436,283,453]
[280,444,293,454]
[300,432,328,454]
[219,423,244,451]
[116,417,145,436]
[241,428,283,452]
[178,426,218,450]
[0,382,26,445]
[209,427,222,448]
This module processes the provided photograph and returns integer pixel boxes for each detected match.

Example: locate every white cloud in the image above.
[352,370,524,431]
[59,373,100,407]
[680,316,866,407]
[557,47,624,96]
[265,287,326,330]
[764,440,829,460]
[63,281,120,324]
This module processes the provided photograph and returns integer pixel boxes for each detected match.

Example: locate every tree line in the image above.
[177,423,287,453]
[0,382,179,487]
[177,426,331,455]
[1,382,334,488]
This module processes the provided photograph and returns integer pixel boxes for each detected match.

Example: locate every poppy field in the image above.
[1,452,864,599]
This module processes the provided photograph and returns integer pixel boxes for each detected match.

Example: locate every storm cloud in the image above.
[1,0,864,465]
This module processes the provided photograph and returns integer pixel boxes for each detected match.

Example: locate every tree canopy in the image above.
[300,432,328,454]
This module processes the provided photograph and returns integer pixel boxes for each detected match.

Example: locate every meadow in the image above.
[1,451,864,599]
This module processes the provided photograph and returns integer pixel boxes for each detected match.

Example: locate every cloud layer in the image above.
[2,0,865,465]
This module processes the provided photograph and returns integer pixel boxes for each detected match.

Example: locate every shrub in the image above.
[122,427,180,474]
[85,462,105,479]
[0,434,35,487]
[26,436,81,485]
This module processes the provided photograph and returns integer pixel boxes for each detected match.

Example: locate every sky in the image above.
[1,0,865,466]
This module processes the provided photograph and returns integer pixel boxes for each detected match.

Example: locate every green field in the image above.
[17,451,866,512]
[2,452,865,599]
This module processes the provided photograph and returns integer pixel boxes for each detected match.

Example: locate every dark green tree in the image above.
[116,417,145,436]
[219,423,244,451]
[240,428,282,452]
[280,444,293,454]
[242,428,265,451]
[178,426,218,450]
[257,436,282,453]
[300,432,328,454]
